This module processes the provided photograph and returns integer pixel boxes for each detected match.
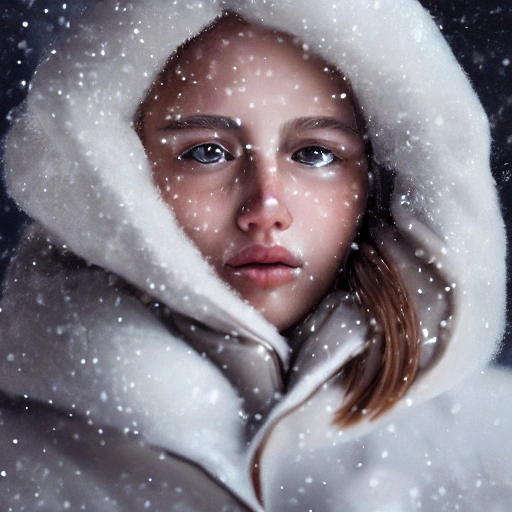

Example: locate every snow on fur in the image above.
[4,0,506,401]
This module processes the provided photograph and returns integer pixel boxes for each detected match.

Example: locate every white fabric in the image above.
[0,0,509,510]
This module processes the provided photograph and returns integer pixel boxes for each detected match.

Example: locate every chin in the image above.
[258,306,306,334]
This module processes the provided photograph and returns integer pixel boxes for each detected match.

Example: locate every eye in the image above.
[292,146,337,168]
[180,143,234,164]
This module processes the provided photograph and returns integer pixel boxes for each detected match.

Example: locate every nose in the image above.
[236,163,292,233]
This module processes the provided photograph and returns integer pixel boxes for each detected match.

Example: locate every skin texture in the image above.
[140,16,368,332]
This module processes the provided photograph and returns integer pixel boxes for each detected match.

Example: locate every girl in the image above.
[0,1,509,511]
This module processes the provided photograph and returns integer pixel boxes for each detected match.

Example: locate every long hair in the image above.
[329,154,428,427]
[334,222,422,427]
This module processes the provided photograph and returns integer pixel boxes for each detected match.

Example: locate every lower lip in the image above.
[227,264,299,289]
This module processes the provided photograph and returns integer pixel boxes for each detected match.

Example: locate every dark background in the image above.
[1,0,511,363]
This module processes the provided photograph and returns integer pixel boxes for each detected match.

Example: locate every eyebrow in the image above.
[158,115,242,131]
[158,114,362,139]
[282,116,361,137]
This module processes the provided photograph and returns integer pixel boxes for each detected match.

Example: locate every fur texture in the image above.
[0,0,508,509]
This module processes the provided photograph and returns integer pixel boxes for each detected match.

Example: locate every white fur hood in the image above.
[4,0,506,396]
[0,0,508,509]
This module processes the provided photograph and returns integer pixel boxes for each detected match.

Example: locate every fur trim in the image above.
[4,0,506,401]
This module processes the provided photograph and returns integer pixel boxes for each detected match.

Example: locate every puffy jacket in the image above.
[0,1,508,510]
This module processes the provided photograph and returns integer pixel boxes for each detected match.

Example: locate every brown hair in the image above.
[334,217,422,427]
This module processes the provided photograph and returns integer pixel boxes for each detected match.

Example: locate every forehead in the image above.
[143,16,356,128]
[176,19,330,73]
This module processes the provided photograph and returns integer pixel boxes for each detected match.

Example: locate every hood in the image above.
[3,0,506,403]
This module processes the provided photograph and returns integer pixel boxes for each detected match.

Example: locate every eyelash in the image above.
[178,142,342,169]
[179,143,234,165]
[291,145,340,168]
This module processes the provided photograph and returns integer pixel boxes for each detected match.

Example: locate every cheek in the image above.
[291,177,366,231]
[290,177,367,268]
[171,194,221,233]
[161,183,235,261]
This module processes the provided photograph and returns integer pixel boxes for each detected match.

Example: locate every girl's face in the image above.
[140,18,368,332]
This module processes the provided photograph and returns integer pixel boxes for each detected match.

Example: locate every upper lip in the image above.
[226,245,303,268]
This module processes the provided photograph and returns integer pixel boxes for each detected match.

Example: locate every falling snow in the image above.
[0,0,510,510]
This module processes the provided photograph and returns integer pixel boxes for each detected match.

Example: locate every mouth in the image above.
[225,245,302,289]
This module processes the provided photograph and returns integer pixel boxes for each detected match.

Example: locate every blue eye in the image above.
[292,146,337,168]
[180,143,234,164]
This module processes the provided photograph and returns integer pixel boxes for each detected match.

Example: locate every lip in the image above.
[226,245,302,289]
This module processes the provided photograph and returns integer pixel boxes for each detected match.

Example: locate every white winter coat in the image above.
[0,1,509,511]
